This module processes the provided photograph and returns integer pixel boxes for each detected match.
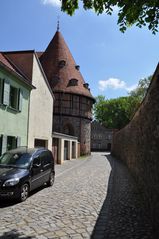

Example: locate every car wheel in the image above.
[47,172,55,187]
[20,183,29,202]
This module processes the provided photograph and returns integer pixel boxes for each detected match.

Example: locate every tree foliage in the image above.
[129,76,152,101]
[93,76,152,129]
[93,95,140,129]
[61,0,159,33]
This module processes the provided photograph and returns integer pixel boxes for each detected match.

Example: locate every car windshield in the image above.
[0,152,31,168]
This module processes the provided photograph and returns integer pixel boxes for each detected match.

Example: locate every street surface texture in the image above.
[0,152,153,239]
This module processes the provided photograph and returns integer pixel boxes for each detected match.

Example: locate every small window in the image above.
[34,139,47,148]
[68,78,78,87]
[58,60,66,68]
[83,83,89,89]
[108,134,112,140]
[75,65,80,71]
[7,136,17,151]
[9,86,19,109]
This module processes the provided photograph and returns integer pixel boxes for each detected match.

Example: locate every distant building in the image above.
[0,53,33,155]
[40,29,95,155]
[91,121,113,151]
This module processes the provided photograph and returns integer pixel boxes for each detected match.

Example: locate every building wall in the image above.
[91,121,113,151]
[112,65,159,236]
[28,55,53,150]
[53,92,93,155]
[80,118,91,155]
[53,115,91,155]
[0,66,30,154]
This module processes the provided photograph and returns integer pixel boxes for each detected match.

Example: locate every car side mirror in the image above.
[33,163,40,168]
[33,157,41,168]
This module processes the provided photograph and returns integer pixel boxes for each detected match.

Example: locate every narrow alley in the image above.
[0,153,152,239]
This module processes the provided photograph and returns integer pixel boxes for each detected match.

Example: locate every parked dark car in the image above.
[0,147,55,202]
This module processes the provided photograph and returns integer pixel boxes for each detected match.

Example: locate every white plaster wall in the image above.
[28,54,53,150]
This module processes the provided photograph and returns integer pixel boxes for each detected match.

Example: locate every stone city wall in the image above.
[112,64,159,236]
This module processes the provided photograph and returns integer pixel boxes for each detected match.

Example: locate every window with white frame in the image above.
[7,136,17,151]
[9,85,19,109]
[2,79,23,111]
[0,135,21,155]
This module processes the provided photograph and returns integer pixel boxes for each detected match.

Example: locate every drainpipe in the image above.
[27,90,31,148]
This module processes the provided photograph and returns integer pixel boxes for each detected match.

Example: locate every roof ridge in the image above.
[3,50,35,54]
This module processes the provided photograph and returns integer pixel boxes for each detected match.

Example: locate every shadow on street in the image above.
[0,184,47,208]
[0,230,33,239]
[91,154,153,239]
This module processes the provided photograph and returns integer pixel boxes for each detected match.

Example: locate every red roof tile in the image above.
[0,53,16,72]
[0,52,34,88]
[40,31,94,101]
[4,51,34,83]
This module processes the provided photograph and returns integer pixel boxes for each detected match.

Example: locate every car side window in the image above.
[40,151,51,167]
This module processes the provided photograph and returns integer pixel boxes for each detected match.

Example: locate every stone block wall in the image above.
[112,64,159,236]
[53,115,91,155]
[80,118,91,155]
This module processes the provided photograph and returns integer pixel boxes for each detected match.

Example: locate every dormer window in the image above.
[58,60,66,68]
[83,83,89,89]
[68,78,78,87]
[75,65,80,71]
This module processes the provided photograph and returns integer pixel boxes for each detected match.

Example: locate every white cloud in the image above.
[99,78,126,91]
[41,0,61,7]
[98,78,137,93]
[126,84,138,92]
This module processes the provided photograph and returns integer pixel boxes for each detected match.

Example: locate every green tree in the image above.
[93,95,106,123]
[61,0,159,34]
[129,76,152,101]
[93,95,139,129]
[93,76,152,129]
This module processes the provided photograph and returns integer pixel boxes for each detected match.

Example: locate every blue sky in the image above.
[0,0,159,99]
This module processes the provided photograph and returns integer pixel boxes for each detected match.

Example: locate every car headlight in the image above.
[3,178,20,187]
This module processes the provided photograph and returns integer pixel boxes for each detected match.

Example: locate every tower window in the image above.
[58,60,66,68]
[83,83,89,89]
[68,78,78,87]
[75,65,80,71]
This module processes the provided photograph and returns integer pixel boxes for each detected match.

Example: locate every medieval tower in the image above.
[40,29,95,155]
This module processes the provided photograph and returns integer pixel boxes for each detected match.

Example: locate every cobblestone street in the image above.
[0,153,153,239]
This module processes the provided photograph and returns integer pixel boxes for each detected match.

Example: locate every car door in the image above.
[30,155,43,190]
[40,151,52,184]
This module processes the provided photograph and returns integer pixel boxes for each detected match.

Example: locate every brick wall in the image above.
[112,64,159,236]
[53,115,91,156]
[91,121,113,151]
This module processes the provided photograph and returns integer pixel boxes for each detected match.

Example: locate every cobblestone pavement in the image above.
[92,154,153,239]
[0,153,153,239]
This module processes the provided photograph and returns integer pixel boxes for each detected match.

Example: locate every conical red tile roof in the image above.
[40,31,94,100]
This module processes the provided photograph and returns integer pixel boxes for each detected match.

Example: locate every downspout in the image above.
[27,90,31,148]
